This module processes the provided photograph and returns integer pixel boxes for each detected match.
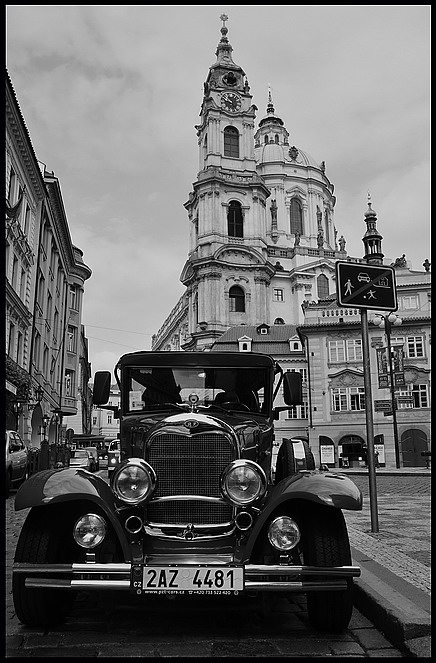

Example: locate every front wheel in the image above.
[13,505,78,627]
[299,504,354,632]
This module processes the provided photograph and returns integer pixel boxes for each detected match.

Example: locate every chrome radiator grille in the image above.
[146,431,235,525]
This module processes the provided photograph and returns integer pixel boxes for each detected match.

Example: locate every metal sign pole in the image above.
[360,308,379,533]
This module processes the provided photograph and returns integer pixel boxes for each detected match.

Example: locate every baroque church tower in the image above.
[152,16,347,352]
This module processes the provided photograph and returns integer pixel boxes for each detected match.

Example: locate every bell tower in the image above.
[181,15,272,350]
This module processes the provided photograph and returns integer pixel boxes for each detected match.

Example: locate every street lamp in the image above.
[41,414,50,439]
[371,313,402,469]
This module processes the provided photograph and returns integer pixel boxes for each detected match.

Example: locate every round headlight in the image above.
[268,516,301,551]
[73,513,107,549]
[111,459,156,504]
[221,460,267,506]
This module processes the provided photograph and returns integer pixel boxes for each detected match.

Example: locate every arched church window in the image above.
[224,126,239,158]
[290,198,303,235]
[274,318,285,325]
[229,285,245,312]
[317,274,329,299]
[264,135,269,144]
[275,134,279,144]
[227,200,243,238]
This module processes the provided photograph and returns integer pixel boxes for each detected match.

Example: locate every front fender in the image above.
[243,471,362,560]
[269,470,363,511]
[15,468,130,558]
[15,468,117,510]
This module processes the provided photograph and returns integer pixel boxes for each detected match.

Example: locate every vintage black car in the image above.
[13,351,362,631]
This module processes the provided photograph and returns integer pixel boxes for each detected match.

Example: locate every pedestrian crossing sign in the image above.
[335,261,397,310]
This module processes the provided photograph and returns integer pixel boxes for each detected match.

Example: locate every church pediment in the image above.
[285,185,306,199]
[214,244,265,266]
[180,259,195,284]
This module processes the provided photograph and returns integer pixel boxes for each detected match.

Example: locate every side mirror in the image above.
[283,371,303,405]
[92,371,111,405]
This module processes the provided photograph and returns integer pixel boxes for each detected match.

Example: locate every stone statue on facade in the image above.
[317,229,324,248]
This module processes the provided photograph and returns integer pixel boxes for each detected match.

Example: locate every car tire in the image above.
[275,439,315,483]
[299,504,354,632]
[13,505,78,627]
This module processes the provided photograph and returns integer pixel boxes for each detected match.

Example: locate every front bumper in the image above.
[13,561,360,592]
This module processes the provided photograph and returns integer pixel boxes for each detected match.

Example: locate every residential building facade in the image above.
[6,70,92,447]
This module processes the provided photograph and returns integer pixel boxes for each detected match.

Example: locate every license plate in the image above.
[131,565,244,594]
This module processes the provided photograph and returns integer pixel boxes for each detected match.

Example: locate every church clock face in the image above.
[221,92,242,112]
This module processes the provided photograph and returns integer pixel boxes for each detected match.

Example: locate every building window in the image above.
[328,340,346,362]
[290,198,303,235]
[227,200,243,237]
[331,387,365,412]
[24,204,31,236]
[8,323,15,357]
[398,384,429,409]
[224,126,239,158]
[331,388,348,412]
[69,285,77,310]
[65,370,74,396]
[346,339,363,361]
[229,285,245,312]
[350,387,366,410]
[407,336,424,358]
[286,403,309,419]
[328,339,362,362]
[16,331,23,364]
[11,255,19,290]
[107,414,112,424]
[92,416,97,426]
[273,288,284,302]
[400,295,419,309]
[274,317,285,325]
[19,268,26,300]
[67,326,77,353]
[317,274,329,299]
[8,167,17,203]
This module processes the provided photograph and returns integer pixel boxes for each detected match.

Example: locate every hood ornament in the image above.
[188,393,200,413]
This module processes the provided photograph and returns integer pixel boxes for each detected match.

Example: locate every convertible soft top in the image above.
[117,351,277,370]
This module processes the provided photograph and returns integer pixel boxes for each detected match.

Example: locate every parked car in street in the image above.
[12,351,362,632]
[97,448,108,470]
[5,430,29,498]
[69,449,95,472]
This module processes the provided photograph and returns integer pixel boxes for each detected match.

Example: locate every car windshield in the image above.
[73,451,88,458]
[124,365,270,415]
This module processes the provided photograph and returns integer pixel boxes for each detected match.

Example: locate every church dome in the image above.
[256,142,322,170]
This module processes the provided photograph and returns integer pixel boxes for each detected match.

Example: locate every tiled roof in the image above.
[211,324,301,354]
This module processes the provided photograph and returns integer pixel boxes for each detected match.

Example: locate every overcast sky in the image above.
[6,5,430,376]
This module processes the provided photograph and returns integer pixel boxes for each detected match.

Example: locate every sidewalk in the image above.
[340,468,431,658]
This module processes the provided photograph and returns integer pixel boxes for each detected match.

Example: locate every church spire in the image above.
[362,191,384,264]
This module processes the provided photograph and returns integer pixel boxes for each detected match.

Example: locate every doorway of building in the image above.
[401,429,429,467]
[339,435,367,468]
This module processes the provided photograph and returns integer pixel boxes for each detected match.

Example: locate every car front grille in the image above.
[146,431,235,525]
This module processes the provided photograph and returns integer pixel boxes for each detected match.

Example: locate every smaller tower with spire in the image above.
[362,192,384,264]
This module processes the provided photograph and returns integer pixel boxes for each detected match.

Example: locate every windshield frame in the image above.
[120,363,273,417]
